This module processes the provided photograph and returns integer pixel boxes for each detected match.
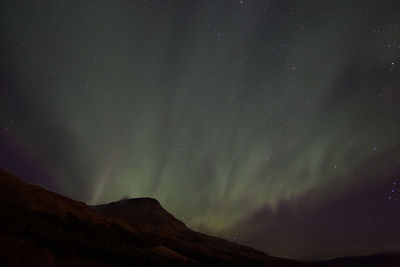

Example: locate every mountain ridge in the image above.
[2,168,400,266]
[321,251,400,267]
[0,168,312,266]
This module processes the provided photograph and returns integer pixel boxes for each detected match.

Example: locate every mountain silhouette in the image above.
[3,168,398,266]
[322,252,400,267]
[0,168,314,266]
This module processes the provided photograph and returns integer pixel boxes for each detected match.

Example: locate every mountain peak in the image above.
[92,197,186,229]
[0,169,307,266]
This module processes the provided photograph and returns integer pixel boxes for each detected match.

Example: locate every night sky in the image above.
[1,0,400,261]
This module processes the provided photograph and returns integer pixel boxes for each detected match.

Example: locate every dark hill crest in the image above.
[0,168,316,266]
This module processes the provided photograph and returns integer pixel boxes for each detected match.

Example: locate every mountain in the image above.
[0,168,314,266]
[91,198,308,266]
[321,252,400,267]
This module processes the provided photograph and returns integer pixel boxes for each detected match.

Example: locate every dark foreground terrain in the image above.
[0,168,313,266]
[0,168,398,266]
[321,252,400,267]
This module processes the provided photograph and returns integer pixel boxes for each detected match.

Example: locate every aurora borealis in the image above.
[1,0,400,260]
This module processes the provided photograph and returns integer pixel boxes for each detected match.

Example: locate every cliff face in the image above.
[0,168,312,266]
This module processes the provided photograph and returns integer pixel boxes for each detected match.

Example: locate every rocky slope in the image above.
[0,168,315,266]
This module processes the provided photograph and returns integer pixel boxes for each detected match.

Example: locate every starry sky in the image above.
[1,0,400,261]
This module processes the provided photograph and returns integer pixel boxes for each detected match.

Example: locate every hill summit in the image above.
[0,168,308,266]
